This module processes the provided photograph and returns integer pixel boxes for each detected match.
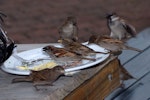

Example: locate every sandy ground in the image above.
[0,0,150,43]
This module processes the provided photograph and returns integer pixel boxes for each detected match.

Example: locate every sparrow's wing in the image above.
[102,38,123,43]
[73,25,78,41]
[123,44,142,52]
[98,42,121,51]
[121,20,136,37]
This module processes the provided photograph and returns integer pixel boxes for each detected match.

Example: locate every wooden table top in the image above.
[0,43,116,100]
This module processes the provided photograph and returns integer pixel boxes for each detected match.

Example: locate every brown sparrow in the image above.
[118,59,135,88]
[58,16,78,42]
[43,45,96,66]
[12,66,64,88]
[89,34,142,54]
[106,13,136,40]
[58,39,107,57]
[118,60,135,80]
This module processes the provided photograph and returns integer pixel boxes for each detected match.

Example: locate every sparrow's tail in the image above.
[81,57,96,61]
[12,77,32,83]
[94,51,110,54]
[118,60,135,80]
[120,66,135,80]
[125,45,142,52]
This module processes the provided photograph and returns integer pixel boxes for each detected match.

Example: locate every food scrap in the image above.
[17,61,57,71]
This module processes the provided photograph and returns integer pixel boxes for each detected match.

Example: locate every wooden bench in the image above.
[106,28,150,100]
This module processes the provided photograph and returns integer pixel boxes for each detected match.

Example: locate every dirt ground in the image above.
[0,0,150,43]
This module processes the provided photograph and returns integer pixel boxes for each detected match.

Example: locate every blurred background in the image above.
[0,0,150,43]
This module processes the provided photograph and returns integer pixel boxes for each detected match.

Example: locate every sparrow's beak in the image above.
[43,46,48,51]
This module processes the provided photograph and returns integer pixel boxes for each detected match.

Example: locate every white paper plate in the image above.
[1,43,109,75]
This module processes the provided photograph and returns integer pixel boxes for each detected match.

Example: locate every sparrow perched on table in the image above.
[106,13,136,40]
[12,66,64,89]
[88,34,142,54]
[43,45,96,64]
[58,39,107,57]
[58,16,78,42]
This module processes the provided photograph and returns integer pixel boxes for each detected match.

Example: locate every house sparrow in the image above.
[58,16,78,42]
[106,13,136,40]
[58,39,108,57]
[88,34,142,54]
[118,59,135,88]
[43,45,96,66]
[118,60,135,80]
[12,66,64,89]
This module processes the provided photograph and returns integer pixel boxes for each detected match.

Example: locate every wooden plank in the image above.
[123,47,150,77]
[114,71,150,100]
[92,71,120,100]
[119,28,150,64]
[106,48,150,100]
[87,61,120,100]
[109,45,150,100]
[106,28,150,100]
[106,47,150,100]
[64,58,121,100]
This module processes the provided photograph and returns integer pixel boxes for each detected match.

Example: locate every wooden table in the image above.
[0,44,121,100]
[1,28,149,100]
